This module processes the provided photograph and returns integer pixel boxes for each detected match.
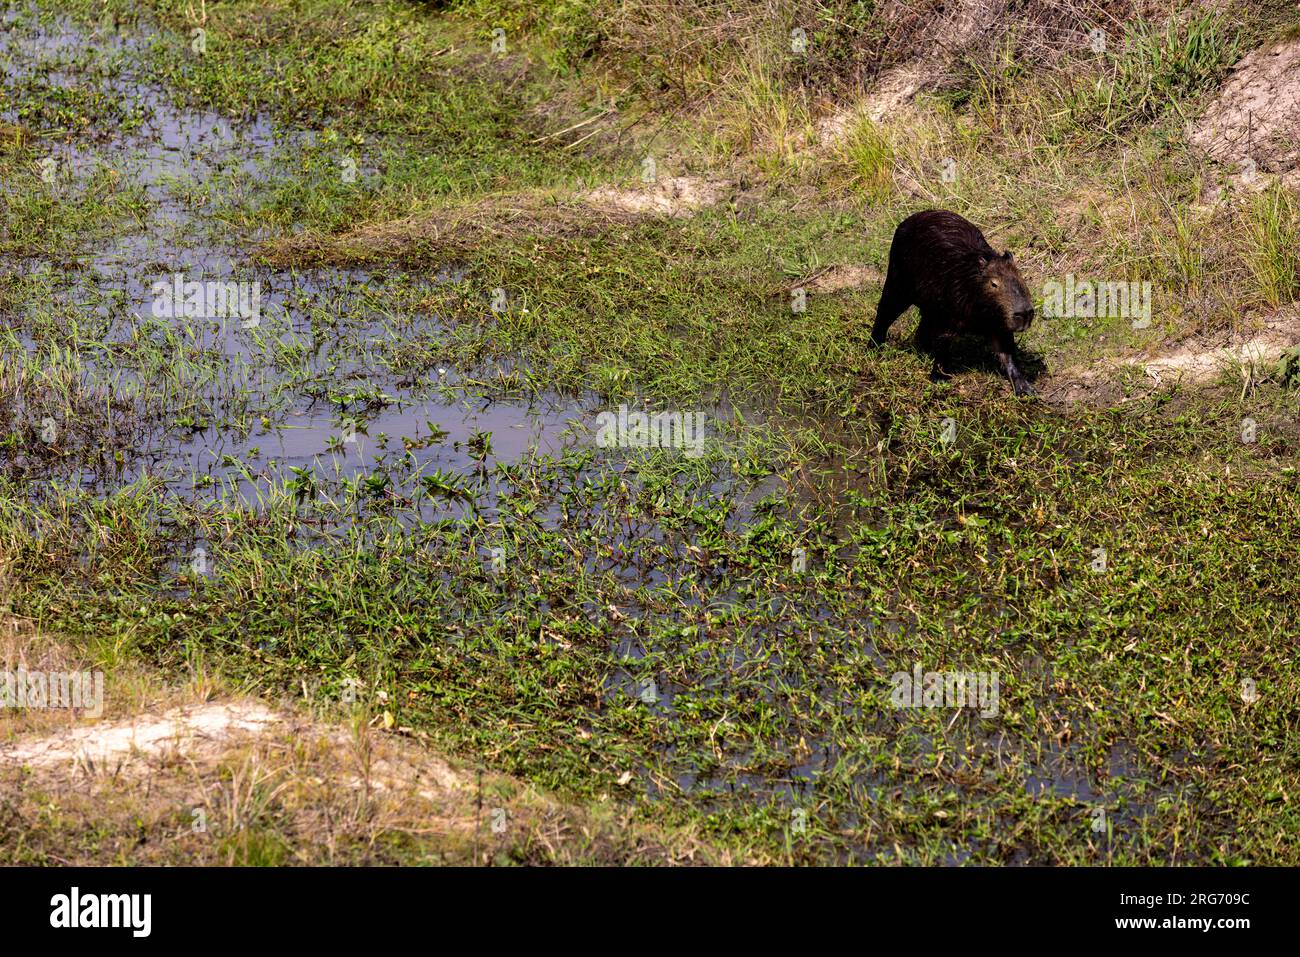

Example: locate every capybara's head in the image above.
[979,251,1034,332]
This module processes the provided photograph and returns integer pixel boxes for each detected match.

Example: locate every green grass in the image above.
[1244,183,1300,308]
[1064,11,1242,140]
[833,115,895,203]
[6,380,1299,864]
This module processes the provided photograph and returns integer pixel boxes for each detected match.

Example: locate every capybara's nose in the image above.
[1015,308,1035,328]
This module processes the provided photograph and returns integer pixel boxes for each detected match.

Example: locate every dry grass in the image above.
[258,178,739,266]
[258,192,643,266]
[0,616,740,865]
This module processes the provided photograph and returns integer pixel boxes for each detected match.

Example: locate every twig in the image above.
[530,110,614,144]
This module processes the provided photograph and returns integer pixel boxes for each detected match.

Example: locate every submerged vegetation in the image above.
[0,0,1298,864]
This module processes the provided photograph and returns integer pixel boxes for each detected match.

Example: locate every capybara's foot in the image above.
[1011,376,1038,397]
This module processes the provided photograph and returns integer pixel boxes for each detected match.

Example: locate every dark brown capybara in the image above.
[871,209,1037,396]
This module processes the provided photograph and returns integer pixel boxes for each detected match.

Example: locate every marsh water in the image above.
[0,10,615,514]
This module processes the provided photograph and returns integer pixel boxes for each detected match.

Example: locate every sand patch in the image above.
[1189,38,1300,192]
[0,701,283,772]
[1046,308,1300,404]
[793,263,883,294]
[845,0,1010,131]
[581,175,734,217]
[0,696,466,795]
[862,62,937,125]
[0,682,722,864]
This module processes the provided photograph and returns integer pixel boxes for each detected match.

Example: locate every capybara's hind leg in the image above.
[926,342,954,381]
[916,314,953,381]
[870,273,909,346]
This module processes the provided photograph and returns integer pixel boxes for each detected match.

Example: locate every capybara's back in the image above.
[884,210,994,314]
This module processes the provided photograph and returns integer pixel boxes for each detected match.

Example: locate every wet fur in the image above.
[871,209,1038,396]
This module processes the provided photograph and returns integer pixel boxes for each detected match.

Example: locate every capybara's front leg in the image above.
[993,332,1036,397]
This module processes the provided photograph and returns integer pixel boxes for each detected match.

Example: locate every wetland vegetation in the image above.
[0,0,1297,865]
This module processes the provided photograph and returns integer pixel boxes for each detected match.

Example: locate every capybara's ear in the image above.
[1003,250,1013,260]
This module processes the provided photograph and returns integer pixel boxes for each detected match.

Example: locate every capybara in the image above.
[871,209,1037,396]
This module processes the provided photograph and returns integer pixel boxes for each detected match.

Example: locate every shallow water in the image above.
[0,8,611,512]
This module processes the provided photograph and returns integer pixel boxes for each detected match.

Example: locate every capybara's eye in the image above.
[990,280,999,288]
